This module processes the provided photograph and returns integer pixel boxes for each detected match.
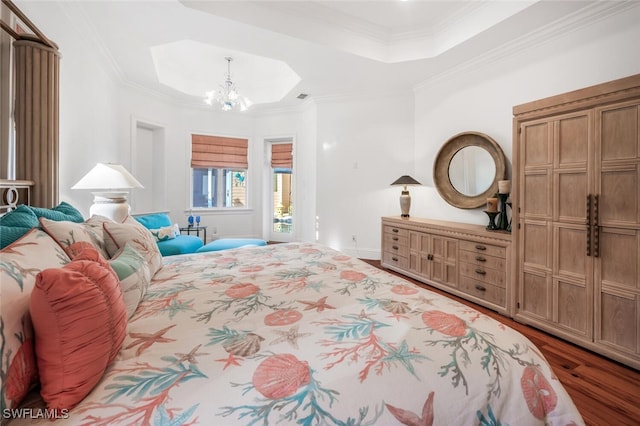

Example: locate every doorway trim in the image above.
[264,135,296,242]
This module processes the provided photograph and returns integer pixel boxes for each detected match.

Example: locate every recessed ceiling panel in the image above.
[151,40,301,105]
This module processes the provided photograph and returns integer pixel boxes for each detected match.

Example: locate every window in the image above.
[270,143,293,235]
[191,134,248,208]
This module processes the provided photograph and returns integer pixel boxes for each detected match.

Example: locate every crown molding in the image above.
[59,2,124,84]
[414,0,638,91]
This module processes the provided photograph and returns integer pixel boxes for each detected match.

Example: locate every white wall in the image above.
[315,93,415,258]
[412,5,640,226]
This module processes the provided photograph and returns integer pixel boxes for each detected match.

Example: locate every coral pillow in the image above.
[30,246,127,411]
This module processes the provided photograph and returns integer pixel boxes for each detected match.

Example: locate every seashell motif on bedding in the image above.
[422,310,468,337]
[381,299,411,314]
[252,353,311,399]
[222,333,265,357]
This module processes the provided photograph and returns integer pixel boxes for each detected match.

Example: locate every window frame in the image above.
[188,132,252,211]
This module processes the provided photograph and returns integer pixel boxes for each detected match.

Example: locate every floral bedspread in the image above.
[16,243,583,425]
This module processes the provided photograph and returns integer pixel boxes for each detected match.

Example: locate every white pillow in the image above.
[103,216,163,276]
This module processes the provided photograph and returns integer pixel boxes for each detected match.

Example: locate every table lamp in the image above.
[391,175,421,218]
[72,163,144,222]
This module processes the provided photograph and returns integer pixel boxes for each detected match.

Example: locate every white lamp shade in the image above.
[72,163,144,190]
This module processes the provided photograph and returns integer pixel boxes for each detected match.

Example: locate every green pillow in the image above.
[0,205,39,248]
[30,201,84,223]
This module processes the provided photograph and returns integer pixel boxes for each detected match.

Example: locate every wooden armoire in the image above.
[512,74,640,370]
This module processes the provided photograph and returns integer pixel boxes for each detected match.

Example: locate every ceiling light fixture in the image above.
[205,57,252,112]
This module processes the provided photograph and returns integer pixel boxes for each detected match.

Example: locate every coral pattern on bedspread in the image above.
[13,243,583,425]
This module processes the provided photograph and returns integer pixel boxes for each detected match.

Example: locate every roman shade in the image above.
[191,134,248,169]
[271,143,293,169]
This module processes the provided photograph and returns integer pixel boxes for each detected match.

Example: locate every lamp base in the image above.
[399,191,411,218]
[90,192,131,222]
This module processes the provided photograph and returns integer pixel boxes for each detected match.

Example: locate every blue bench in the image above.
[196,238,267,253]
[134,212,203,256]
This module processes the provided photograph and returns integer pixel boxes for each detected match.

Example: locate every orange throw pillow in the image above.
[30,246,127,411]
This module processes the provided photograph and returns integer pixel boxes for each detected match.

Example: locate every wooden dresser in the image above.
[381,216,513,315]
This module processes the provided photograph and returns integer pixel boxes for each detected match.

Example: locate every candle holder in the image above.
[484,210,499,230]
[496,193,510,231]
[506,201,513,232]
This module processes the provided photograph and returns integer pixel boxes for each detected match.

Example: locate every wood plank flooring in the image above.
[361,259,640,426]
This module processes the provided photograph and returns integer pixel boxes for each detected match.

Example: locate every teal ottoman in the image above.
[196,238,267,253]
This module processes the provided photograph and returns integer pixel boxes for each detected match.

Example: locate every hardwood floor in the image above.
[361,259,640,426]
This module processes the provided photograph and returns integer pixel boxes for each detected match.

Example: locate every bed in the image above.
[1,198,583,425]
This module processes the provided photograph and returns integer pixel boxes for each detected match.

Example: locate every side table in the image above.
[179,225,207,243]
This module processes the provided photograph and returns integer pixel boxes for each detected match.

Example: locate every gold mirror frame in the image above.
[433,131,506,209]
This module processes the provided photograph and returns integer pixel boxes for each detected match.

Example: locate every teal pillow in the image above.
[134,213,171,230]
[30,201,84,223]
[0,205,39,248]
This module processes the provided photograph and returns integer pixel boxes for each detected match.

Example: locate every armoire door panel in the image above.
[599,166,639,225]
[556,113,591,167]
[554,224,589,281]
[522,121,552,166]
[555,170,588,222]
[597,228,639,291]
[598,290,638,353]
[556,278,591,337]
[523,171,551,218]
[522,220,550,269]
[521,270,550,319]
[599,104,639,162]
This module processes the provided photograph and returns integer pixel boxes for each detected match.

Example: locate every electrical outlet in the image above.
[351,234,357,242]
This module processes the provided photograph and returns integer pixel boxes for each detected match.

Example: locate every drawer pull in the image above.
[475,256,487,262]
[475,269,486,275]
[475,245,487,251]
[475,285,486,292]
[392,245,399,250]
[392,257,398,262]
[392,228,399,233]
[392,237,399,241]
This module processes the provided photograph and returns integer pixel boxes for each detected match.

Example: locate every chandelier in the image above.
[205,57,252,112]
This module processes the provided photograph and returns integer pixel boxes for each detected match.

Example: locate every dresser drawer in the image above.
[459,241,506,258]
[382,251,408,269]
[383,236,409,257]
[383,225,409,238]
[459,276,506,307]
[459,250,506,271]
[459,262,506,288]
[383,232,408,248]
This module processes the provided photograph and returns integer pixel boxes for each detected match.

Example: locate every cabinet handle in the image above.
[586,194,592,257]
[475,245,487,251]
[392,236,399,241]
[392,256,398,262]
[475,269,487,275]
[475,256,486,262]
[593,194,600,258]
[392,228,399,233]
[475,285,486,292]
[427,254,433,261]
[392,245,398,250]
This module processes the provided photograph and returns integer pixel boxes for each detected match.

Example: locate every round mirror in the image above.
[449,146,496,196]
[433,131,506,209]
